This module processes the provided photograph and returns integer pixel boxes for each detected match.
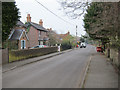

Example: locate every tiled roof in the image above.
[25,22,48,32]
[16,20,26,27]
[9,29,29,41]
[9,30,23,40]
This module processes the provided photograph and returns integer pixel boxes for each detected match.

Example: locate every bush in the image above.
[61,40,72,51]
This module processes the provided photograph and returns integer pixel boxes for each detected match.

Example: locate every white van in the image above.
[80,42,86,48]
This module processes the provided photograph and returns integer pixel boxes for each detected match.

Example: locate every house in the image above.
[8,14,49,50]
[25,14,49,48]
[59,31,70,41]
[8,20,29,50]
[47,30,73,46]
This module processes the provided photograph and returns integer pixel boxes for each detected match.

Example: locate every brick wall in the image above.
[27,26,39,48]
[27,26,48,48]
[19,32,29,50]
[40,31,47,38]
[2,48,9,64]
[9,47,58,62]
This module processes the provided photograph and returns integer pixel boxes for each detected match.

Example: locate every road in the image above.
[3,45,95,88]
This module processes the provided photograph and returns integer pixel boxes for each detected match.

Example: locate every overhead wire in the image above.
[34,0,75,26]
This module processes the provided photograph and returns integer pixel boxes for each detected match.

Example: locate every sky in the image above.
[15,0,86,37]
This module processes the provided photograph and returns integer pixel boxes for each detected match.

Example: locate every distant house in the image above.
[59,31,70,41]
[47,30,73,45]
[8,20,29,50]
[25,14,49,48]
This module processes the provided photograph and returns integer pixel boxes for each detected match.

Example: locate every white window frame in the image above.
[21,40,26,49]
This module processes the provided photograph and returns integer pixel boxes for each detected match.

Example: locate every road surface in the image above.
[3,45,95,88]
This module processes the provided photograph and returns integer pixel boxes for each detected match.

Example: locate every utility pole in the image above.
[76,25,77,43]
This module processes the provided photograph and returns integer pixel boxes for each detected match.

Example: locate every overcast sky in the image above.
[15,0,86,37]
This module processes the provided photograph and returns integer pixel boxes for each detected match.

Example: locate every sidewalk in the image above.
[84,52,118,88]
[2,49,73,73]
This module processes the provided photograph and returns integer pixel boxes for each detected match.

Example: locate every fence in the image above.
[9,46,58,62]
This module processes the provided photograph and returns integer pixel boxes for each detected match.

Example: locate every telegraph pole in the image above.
[76,25,77,43]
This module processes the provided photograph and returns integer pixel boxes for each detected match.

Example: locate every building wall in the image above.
[40,31,47,38]
[40,31,47,45]
[27,26,48,47]
[18,32,29,50]
[27,26,39,48]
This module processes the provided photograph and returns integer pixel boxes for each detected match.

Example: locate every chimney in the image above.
[68,31,70,35]
[49,28,52,31]
[27,14,31,22]
[39,19,43,26]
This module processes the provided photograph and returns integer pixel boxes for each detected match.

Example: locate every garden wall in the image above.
[105,48,119,68]
[9,47,58,62]
[2,48,9,64]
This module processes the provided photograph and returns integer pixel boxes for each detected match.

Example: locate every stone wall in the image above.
[105,48,119,67]
[110,49,119,67]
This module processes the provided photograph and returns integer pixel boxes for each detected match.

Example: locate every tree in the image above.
[58,0,89,19]
[2,2,20,42]
[59,1,119,47]
[84,2,119,48]
[48,33,58,46]
[61,35,76,50]
[47,30,60,46]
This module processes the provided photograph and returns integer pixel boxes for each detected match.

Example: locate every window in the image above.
[40,31,42,35]
[21,40,26,49]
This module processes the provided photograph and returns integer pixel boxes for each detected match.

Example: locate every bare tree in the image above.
[58,0,90,19]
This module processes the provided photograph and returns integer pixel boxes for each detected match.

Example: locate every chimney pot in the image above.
[27,14,31,22]
[68,31,70,35]
[50,28,52,31]
[39,19,43,26]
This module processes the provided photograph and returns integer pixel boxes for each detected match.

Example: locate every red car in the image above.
[96,46,102,52]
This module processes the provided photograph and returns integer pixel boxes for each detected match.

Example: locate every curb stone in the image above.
[79,55,92,88]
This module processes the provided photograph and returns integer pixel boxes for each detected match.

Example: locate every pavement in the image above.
[83,52,119,88]
[2,49,73,73]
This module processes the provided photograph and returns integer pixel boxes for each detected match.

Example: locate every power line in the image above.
[34,0,75,26]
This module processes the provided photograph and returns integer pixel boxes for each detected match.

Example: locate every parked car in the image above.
[31,45,47,49]
[96,46,102,52]
[80,42,86,48]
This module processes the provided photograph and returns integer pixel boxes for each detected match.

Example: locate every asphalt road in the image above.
[3,45,95,88]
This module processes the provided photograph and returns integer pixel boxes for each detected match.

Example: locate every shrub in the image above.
[61,40,72,51]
